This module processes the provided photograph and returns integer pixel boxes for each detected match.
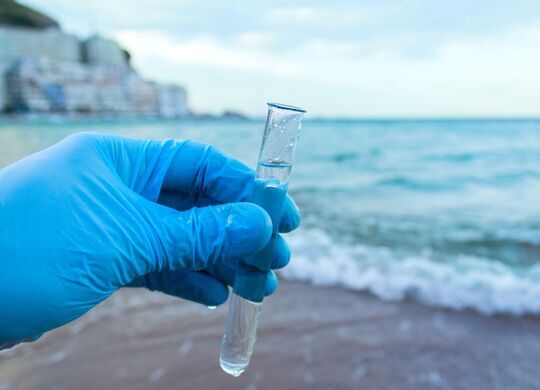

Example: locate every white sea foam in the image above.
[282,227,540,316]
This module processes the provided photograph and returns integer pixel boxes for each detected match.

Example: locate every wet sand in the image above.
[1,280,539,390]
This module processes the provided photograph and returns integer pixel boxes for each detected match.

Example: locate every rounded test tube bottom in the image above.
[220,293,262,377]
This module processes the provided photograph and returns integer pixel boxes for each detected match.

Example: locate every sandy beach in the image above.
[1,280,539,390]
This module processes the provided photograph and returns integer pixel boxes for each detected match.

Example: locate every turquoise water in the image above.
[1,118,540,315]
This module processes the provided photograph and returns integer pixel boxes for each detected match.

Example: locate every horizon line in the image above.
[2,113,540,123]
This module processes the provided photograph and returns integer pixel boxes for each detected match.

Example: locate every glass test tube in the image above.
[220,102,306,377]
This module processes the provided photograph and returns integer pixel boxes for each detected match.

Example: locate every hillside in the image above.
[0,0,59,29]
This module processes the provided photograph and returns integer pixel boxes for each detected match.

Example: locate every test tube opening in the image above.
[258,102,306,184]
[267,102,307,113]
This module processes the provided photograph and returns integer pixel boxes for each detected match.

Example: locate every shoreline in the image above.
[1,280,539,389]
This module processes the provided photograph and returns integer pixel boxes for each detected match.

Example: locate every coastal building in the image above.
[5,60,51,111]
[0,1,190,117]
[0,26,80,63]
[125,75,159,115]
[157,84,189,118]
[82,36,128,69]
[5,57,182,115]
[0,25,80,111]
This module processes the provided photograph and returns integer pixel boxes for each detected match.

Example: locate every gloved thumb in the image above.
[144,202,273,272]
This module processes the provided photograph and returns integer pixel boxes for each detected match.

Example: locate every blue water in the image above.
[1,118,540,315]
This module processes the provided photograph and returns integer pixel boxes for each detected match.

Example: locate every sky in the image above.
[22,0,540,118]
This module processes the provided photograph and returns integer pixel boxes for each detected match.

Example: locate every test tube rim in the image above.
[267,102,307,114]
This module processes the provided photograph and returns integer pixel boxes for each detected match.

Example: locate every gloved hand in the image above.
[0,132,300,346]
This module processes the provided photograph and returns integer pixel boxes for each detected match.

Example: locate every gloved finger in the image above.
[159,140,301,233]
[129,269,229,306]
[161,141,255,204]
[145,201,272,272]
[78,134,248,204]
[206,264,278,296]
[89,134,301,232]
[266,271,278,295]
[278,195,301,233]
[158,189,300,234]
[79,133,184,202]
[271,235,291,269]
[157,189,193,211]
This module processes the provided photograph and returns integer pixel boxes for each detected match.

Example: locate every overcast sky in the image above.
[22,0,540,118]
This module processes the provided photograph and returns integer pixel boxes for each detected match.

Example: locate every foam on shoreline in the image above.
[283,227,540,316]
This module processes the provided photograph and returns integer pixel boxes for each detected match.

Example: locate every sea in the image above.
[1,117,540,316]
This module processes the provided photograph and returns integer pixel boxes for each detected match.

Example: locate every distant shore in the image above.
[0,110,250,122]
[1,280,539,389]
[2,114,540,124]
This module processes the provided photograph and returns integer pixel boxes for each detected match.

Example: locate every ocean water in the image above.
[1,118,540,315]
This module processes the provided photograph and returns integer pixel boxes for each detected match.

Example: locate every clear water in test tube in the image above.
[220,102,306,377]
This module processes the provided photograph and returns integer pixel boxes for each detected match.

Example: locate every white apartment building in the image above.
[157,84,189,118]
[0,26,189,116]
[82,36,127,69]
[0,26,80,110]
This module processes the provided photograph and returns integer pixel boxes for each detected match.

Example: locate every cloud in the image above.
[235,31,277,46]
[113,22,540,117]
[19,0,540,116]
[114,30,299,76]
[267,6,317,21]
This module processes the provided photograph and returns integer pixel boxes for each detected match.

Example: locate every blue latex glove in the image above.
[0,133,300,346]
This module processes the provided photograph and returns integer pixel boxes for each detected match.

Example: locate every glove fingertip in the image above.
[279,195,301,233]
[225,203,272,258]
[264,271,278,296]
[271,235,291,270]
[204,283,230,306]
